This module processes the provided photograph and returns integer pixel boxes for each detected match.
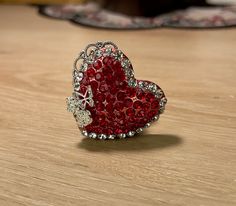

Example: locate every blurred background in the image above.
[1,0,235,30]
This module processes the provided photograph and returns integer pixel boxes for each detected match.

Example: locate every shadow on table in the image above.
[77,134,183,152]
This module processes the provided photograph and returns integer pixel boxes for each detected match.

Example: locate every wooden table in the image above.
[0,5,236,206]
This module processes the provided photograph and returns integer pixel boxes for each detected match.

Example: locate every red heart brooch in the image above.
[67,41,167,139]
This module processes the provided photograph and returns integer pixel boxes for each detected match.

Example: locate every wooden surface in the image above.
[0,5,236,206]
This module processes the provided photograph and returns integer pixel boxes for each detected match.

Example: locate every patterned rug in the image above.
[38,2,236,29]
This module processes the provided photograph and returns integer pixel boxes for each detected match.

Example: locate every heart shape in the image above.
[67,41,167,139]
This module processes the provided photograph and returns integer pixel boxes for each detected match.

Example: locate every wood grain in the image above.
[0,5,236,206]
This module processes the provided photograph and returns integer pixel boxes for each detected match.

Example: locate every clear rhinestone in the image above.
[75,72,83,82]
[136,128,143,134]
[89,133,97,139]
[155,89,163,98]
[118,133,126,139]
[82,130,88,137]
[144,123,151,128]
[74,82,80,91]
[159,107,165,114]
[108,135,115,140]
[104,47,112,56]
[75,109,92,127]
[148,83,157,92]
[66,96,77,113]
[153,115,159,121]
[159,97,167,107]
[96,41,103,48]
[127,131,135,137]
[121,59,130,69]
[80,63,88,71]
[98,134,107,140]
[128,78,137,87]
[138,81,144,88]
[125,69,134,77]
[95,49,103,58]
[114,50,123,60]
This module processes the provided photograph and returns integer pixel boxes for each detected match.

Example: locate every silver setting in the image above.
[74,86,94,110]
[67,41,167,140]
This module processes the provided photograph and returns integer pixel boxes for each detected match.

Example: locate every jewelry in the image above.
[67,41,167,140]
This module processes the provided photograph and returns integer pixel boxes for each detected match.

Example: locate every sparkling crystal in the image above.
[89,133,97,139]
[118,133,126,138]
[128,78,137,87]
[98,134,107,140]
[75,109,92,127]
[95,49,103,58]
[82,130,88,137]
[108,135,115,140]
[127,131,135,137]
[75,72,83,82]
[66,96,77,113]
[136,128,143,133]
[121,58,130,68]
[80,63,88,71]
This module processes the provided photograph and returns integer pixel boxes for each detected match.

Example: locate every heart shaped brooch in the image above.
[67,41,167,140]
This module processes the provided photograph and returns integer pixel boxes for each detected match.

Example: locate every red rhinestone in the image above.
[126,108,135,117]
[146,93,155,102]
[151,100,159,109]
[94,127,102,134]
[137,110,145,117]
[90,80,98,91]
[103,66,112,75]
[79,86,87,94]
[115,102,124,111]
[86,68,95,77]
[106,94,116,104]
[148,110,157,119]
[115,128,123,134]
[95,93,105,102]
[106,73,114,83]
[137,92,146,100]
[113,61,122,70]
[96,103,105,111]
[110,85,118,95]
[133,101,143,109]
[99,82,109,92]
[95,72,104,81]
[100,120,107,127]
[106,128,113,135]
[127,87,136,97]
[143,102,151,111]
[117,74,126,81]
[81,76,89,86]
[93,60,102,70]
[103,56,113,67]
[106,103,114,113]
[117,91,126,101]
[124,98,133,107]
[116,111,125,120]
